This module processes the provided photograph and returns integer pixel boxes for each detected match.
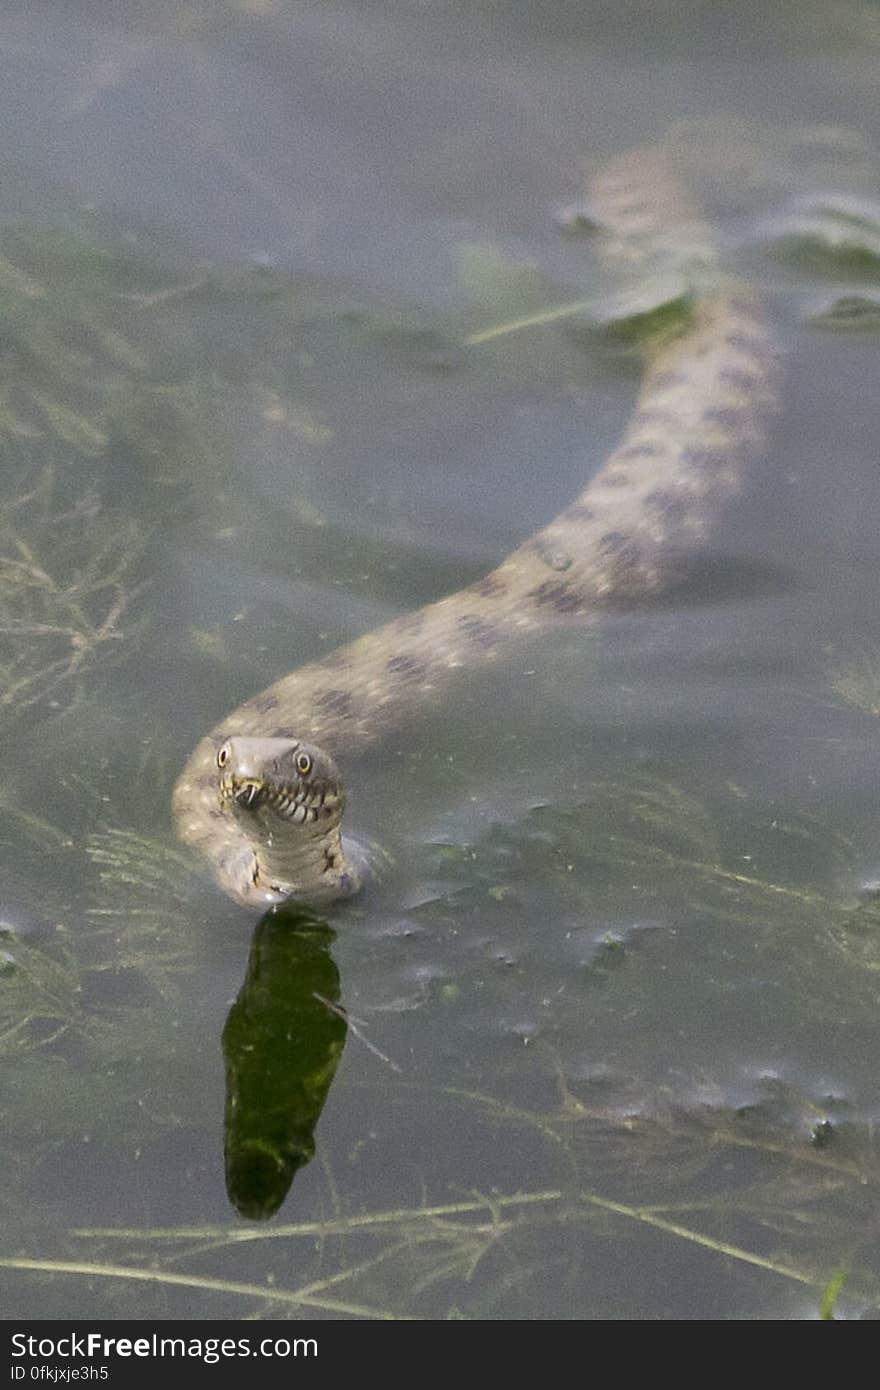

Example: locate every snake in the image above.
[172,143,779,909]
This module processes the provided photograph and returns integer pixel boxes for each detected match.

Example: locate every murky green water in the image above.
[2,0,880,1321]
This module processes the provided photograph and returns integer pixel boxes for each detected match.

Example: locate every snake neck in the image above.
[239,820,361,908]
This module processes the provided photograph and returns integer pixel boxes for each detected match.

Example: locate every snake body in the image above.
[172,145,779,908]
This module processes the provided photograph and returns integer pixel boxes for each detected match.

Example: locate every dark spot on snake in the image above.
[458,614,499,648]
[600,530,630,554]
[634,408,675,427]
[719,367,756,390]
[703,406,742,430]
[323,847,338,871]
[601,468,631,487]
[681,446,729,469]
[394,612,425,637]
[565,503,595,522]
[725,294,759,319]
[650,369,685,389]
[322,649,351,671]
[724,331,765,354]
[472,572,506,598]
[528,579,583,613]
[386,653,427,679]
[618,443,662,459]
[600,533,648,585]
[251,691,279,714]
[645,490,689,523]
[528,539,572,571]
[315,688,353,717]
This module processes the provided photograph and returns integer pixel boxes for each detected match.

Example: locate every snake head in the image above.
[215,735,353,903]
[216,736,346,829]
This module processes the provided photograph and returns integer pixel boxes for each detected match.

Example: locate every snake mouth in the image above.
[263,783,328,823]
[220,773,266,812]
[234,782,263,811]
[222,772,332,824]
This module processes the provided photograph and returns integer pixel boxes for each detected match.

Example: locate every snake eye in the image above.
[295,751,313,777]
[217,744,230,769]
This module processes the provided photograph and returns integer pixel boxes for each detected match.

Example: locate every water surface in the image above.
[2,0,880,1321]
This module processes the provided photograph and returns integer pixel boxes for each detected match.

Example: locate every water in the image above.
[2,0,880,1321]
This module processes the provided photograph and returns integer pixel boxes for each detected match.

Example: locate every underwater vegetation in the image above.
[1,1067,877,1318]
[829,643,880,718]
[0,469,145,723]
[3,763,880,1318]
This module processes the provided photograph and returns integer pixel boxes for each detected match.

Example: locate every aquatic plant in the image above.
[0,470,145,722]
[413,776,880,984]
[3,766,880,1316]
[0,926,82,1057]
[1,1067,878,1318]
[829,642,880,717]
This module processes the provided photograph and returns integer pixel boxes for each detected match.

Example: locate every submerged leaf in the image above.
[807,293,880,330]
[761,196,880,273]
[575,272,695,350]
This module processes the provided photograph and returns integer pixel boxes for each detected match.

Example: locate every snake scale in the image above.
[172,144,779,908]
